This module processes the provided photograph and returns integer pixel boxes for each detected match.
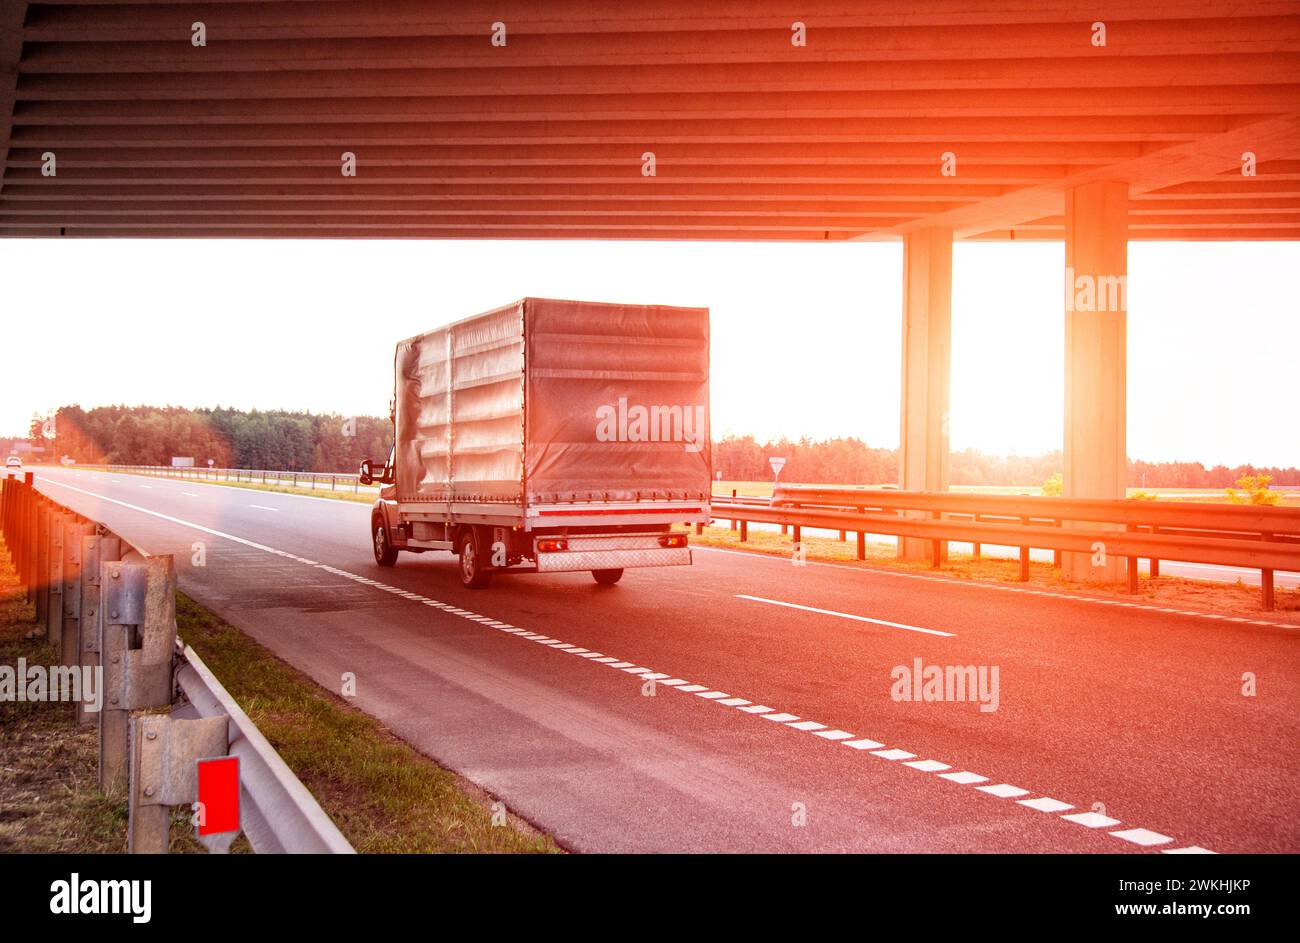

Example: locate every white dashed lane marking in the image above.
[699,546,1298,632]
[978,784,1031,798]
[939,771,989,785]
[905,759,951,773]
[736,594,955,637]
[1111,828,1174,847]
[1019,797,1074,813]
[1062,811,1121,828]
[842,738,886,750]
[34,475,1216,854]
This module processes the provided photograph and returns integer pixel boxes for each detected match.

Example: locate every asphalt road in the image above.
[25,466,1300,853]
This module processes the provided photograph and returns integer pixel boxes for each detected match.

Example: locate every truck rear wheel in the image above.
[458,529,493,589]
[372,517,398,567]
[592,568,624,585]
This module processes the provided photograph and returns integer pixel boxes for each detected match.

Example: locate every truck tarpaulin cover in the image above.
[395,298,711,505]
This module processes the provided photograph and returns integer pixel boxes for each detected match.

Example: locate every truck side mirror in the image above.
[358,459,374,486]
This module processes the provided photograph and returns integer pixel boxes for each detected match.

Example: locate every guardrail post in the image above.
[1149,526,1160,579]
[1,476,13,561]
[78,533,120,727]
[60,519,96,672]
[100,555,177,795]
[46,512,66,654]
[35,501,50,628]
[929,509,943,568]
[21,479,33,595]
[128,713,229,854]
[856,530,866,560]
[1018,517,1030,581]
[1261,531,1275,611]
[739,519,748,542]
[1125,524,1139,593]
[1,474,11,540]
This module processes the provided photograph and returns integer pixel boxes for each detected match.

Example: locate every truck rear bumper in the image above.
[534,534,692,573]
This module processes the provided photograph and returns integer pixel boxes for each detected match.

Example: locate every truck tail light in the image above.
[537,538,568,553]
[658,534,688,549]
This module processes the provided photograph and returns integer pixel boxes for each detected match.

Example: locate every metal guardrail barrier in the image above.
[74,463,378,494]
[710,486,1300,610]
[0,472,354,854]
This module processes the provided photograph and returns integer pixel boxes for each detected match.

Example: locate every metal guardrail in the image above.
[75,463,378,494]
[0,472,354,854]
[709,485,1300,610]
[174,642,354,854]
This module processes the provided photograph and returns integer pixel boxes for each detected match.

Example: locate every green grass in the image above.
[174,595,560,853]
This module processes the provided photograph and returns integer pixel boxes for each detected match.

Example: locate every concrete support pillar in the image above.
[898,227,952,561]
[1062,181,1128,582]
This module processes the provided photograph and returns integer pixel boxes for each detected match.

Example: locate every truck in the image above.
[359,297,712,588]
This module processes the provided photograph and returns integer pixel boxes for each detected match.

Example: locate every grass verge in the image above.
[174,594,560,852]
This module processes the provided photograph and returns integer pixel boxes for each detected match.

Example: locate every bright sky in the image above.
[0,238,1296,467]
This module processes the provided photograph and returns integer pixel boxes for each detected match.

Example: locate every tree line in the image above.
[22,404,393,474]
[12,406,1299,488]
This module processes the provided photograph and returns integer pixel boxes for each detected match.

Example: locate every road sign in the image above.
[769,456,786,479]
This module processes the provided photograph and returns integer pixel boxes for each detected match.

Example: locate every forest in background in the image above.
[6,404,1298,488]
[13,404,392,475]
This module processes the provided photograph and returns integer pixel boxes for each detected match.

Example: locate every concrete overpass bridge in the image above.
[2,0,1298,579]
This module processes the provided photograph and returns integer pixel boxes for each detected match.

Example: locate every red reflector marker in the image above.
[197,756,240,836]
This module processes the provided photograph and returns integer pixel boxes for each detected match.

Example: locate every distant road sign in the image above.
[769,456,786,478]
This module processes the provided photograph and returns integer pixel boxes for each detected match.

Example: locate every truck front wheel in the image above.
[458,529,494,589]
[372,518,398,567]
[592,568,624,585]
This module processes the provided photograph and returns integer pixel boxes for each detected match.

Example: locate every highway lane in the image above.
[25,466,1300,853]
